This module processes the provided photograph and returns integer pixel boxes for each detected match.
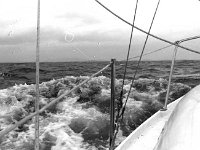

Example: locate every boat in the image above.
[93,1,200,149]
[0,0,200,149]
[116,84,200,150]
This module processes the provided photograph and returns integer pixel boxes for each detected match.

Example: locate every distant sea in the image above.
[0,60,200,150]
[1,60,200,89]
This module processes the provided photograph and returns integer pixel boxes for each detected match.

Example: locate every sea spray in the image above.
[0,76,191,150]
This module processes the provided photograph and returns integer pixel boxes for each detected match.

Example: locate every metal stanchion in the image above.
[110,59,116,150]
[162,42,179,110]
[162,35,200,110]
[35,0,40,149]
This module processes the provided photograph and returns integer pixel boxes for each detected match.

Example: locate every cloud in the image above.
[0,27,129,46]
[57,12,101,25]
[0,28,63,45]
[0,22,9,28]
[66,30,126,44]
[0,30,35,45]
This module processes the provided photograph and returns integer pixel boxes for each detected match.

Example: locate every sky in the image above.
[0,0,200,62]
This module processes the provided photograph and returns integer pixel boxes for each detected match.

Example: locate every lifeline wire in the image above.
[95,0,200,55]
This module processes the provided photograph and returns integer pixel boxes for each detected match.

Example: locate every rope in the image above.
[35,0,40,149]
[95,0,200,55]
[178,35,200,43]
[0,63,111,138]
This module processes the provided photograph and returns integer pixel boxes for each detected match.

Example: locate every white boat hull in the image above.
[116,85,200,150]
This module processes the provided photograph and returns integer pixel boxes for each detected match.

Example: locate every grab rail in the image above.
[162,41,179,110]
[1,1,200,149]
[162,35,200,110]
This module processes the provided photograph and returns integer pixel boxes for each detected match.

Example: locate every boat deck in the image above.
[116,97,182,150]
[125,111,169,150]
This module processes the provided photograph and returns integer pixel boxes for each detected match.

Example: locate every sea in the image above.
[0,60,200,150]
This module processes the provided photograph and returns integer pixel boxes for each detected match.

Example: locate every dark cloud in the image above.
[0,30,35,45]
[1,27,199,62]
[0,27,129,45]
[0,28,63,45]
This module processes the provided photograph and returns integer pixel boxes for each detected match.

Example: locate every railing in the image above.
[0,39,199,150]
[1,0,199,150]
[110,59,116,150]
[0,60,116,150]
[95,0,200,55]
[0,1,118,149]
[162,35,200,110]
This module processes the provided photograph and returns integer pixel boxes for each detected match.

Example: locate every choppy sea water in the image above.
[0,60,200,150]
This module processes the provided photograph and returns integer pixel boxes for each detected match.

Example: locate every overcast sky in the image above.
[0,0,200,62]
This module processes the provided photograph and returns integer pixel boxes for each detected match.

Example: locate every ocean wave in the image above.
[0,76,191,150]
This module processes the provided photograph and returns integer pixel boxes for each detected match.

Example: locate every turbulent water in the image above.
[0,60,200,150]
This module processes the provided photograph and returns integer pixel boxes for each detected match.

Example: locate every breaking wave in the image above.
[0,76,191,150]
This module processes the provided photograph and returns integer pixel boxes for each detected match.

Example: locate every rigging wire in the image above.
[127,44,173,61]
[117,0,139,137]
[120,0,139,91]
[95,0,200,55]
[95,0,200,147]
[71,45,95,61]
[121,0,161,120]
[112,44,173,143]
[117,45,173,71]
[119,34,200,62]
[112,0,161,144]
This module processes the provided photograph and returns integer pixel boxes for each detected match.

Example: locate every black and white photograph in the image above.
[0,0,200,149]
